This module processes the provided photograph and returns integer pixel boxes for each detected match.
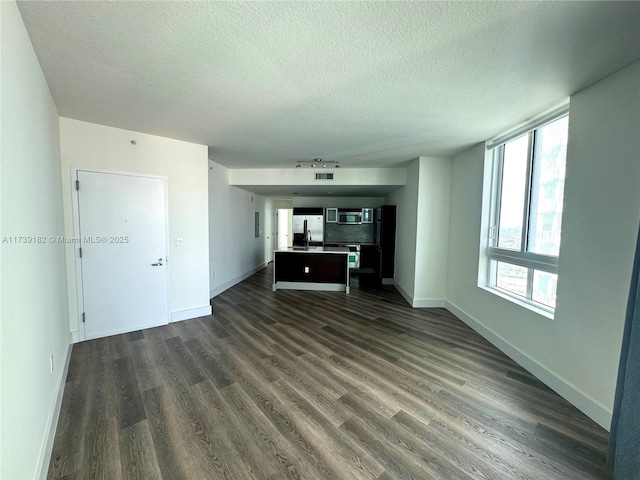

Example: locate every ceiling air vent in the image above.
[315,172,334,180]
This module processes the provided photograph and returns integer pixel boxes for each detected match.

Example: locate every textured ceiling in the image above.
[17,1,640,169]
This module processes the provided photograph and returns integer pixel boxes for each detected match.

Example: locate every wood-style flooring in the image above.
[48,265,613,479]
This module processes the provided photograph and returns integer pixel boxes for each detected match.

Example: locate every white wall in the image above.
[1,2,71,478]
[414,157,451,305]
[271,198,294,209]
[555,60,640,418]
[59,118,211,332]
[445,61,640,429]
[209,161,271,297]
[229,167,406,188]
[385,159,420,301]
[385,157,451,307]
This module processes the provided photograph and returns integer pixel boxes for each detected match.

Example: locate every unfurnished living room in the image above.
[1,1,640,479]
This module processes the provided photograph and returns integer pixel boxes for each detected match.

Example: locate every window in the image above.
[485,114,569,312]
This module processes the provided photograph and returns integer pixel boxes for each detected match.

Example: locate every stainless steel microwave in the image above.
[338,211,362,224]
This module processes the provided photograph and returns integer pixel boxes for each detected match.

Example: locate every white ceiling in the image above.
[17,1,640,169]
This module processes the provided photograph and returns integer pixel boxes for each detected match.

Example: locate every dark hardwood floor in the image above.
[48,265,613,479]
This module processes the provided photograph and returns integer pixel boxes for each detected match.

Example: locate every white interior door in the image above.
[265,205,273,262]
[77,170,169,340]
[277,209,289,249]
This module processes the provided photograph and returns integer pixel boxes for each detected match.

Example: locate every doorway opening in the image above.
[277,208,293,250]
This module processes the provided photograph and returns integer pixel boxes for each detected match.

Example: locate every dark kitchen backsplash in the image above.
[325,223,375,243]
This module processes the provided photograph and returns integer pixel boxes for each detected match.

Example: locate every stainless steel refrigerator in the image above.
[292,214,324,246]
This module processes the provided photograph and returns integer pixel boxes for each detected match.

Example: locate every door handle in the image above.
[151,258,163,266]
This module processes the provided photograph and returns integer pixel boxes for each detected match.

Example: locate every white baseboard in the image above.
[70,305,213,340]
[393,280,414,306]
[70,305,214,341]
[85,319,169,340]
[209,263,268,298]
[445,300,612,431]
[273,281,347,292]
[171,305,212,322]
[37,334,73,479]
[382,278,395,285]
[413,298,446,308]
[392,280,445,308]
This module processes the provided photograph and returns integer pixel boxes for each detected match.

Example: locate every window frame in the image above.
[485,113,568,312]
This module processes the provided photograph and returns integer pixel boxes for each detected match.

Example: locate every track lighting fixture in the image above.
[294,158,340,168]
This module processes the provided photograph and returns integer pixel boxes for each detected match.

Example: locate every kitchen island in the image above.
[273,246,350,293]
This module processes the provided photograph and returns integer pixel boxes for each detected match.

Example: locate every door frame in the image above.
[71,167,171,342]
[272,207,277,256]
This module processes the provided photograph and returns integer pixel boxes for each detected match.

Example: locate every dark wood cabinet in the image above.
[375,205,396,280]
[292,207,323,215]
[359,244,382,287]
[360,244,377,270]
[274,252,347,284]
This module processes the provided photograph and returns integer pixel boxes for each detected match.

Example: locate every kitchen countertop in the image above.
[325,242,376,246]
[275,246,349,254]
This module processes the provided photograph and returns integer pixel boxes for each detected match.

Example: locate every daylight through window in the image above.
[486,115,569,311]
